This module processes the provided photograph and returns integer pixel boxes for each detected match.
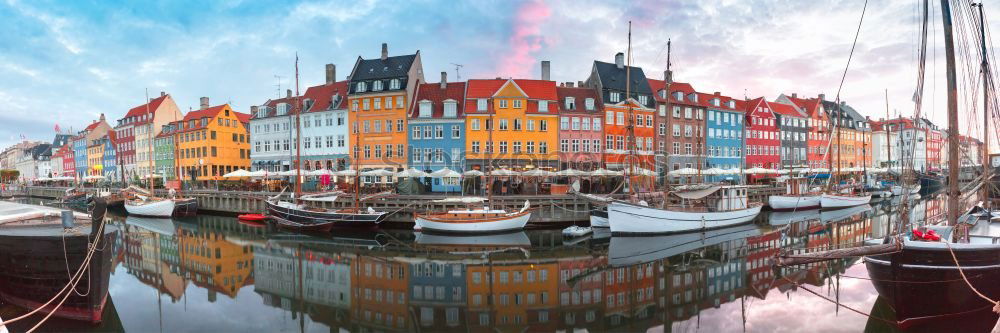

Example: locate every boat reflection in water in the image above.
[82,193,984,332]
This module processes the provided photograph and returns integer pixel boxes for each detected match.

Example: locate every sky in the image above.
[2,0,999,149]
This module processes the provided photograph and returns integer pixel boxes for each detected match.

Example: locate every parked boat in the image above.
[62,188,91,205]
[124,198,175,217]
[171,197,198,217]
[770,177,822,211]
[609,185,763,235]
[589,206,609,228]
[414,200,532,234]
[820,192,871,209]
[0,200,117,324]
[562,225,593,237]
[891,184,921,196]
[265,199,387,232]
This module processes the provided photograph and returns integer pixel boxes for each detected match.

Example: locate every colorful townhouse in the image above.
[408,73,467,192]
[655,81,705,176]
[922,118,943,171]
[702,92,744,181]
[117,92,182,180]
[822,99,869,171]
[154,121,178,180]
[649,73,671,176]
[743,98,780,177]
[463,78,560,171]
[778,94,829,170]
[58,145,75,177]
[555,85,603,171]
[584,53,656,171]
[465,260,558,331]
[351,256,411,331]
[250,90,298,172]
[769,100,809,170]
[86,137,104,176]
[174,101,251,181]
[101,133,117,180]
[73,114,111,178]
[347,43,423,171]
[407,259,468,329]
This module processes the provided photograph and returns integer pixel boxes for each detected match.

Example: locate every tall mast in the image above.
[884,90,892,172]
[353,107,361,211]
[940,0,960,225]
[663,39,673,191]
[863,116,869,184]
[145,88,155,198]
[976,2,991,210]
[624,21,636,194]
[486,85,495,209]
[294,53,302,203]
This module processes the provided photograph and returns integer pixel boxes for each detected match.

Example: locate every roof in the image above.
[123,94,168,124]
[696,92,744,112]
[822,100,868,130]
[350,54,417,81]
[784,96,823,117]
[256,95,300,119]
[408,81,467,118]
[51,134,73,147]
[592,61,652,95]
[555,87,601,113]
[463,79,558,115]
[176,105,247,134]
[302,80,349,113]
[770,101,806,118]
[84,121,102,131]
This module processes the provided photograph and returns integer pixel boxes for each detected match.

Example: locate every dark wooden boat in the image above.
[265,200,386,231]
[62,190,91,205]
[0,199,117,324]
[172,197,198,217]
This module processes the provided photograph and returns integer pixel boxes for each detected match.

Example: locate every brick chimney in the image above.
[541,60,550,81]
[160,91,166,97]
[614,52,624,69]
[200,97,209,110]
[578,81,583,87]
[381,43,388,60]
[791,93,798,98]
[566,82,575,88]
[818,93,826,101]
[714,91,721,96]
[325,64,336,84]
[440,71,447,89]
[286,89,292,99]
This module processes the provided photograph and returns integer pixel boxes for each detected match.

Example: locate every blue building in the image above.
[73,137,88,178]
[407,78,466,193]
[703,93,744,182]
[408,260,467,328]
[102,136,117,181]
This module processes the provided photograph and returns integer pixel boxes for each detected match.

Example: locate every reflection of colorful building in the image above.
[253,244,353,329]
[556,255,607,331]
[177,220,254,300]
[602,263,656,326]
[351,256,410,331]
[466,260,559,331]
[745,230,780,299]
[408,260,467,329]
[121,220,187,301]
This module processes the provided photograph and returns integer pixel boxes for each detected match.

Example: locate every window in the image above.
[571,117,581,130]
[337,135,345,147]
[363,99,370,110]
[646,115,653,127]
[451,125,461,138]
[684,107,692,119]
[499,141,508,154]
[673,124,681,137]
[638,95,648,105]
[684,125,693,137]
[609,91,621,103]
[561,117,570,130]
[472,141,480,153]
[513,141,522,153]
[606,111,614,124]
[673,106,681,118]
[434,125,444,138]
[565,97,576,110]
[513,99,522,108]
[444,101,457,117]
[585,98,595,110]
[571,139,580,152]
[412,127,421,139]
[326,136,334,148]
[423,126,432,138]
[418,101,431,117]
[561,139,569,152]
[539,120,548,131]
[390,79,401,90]
[538,101,548,112]
[539,142,547,154]
[499,119,509,130]
[499,99,508,108]
[616,112,624,125]
[526,141,535,153]
[513,119,522,130]
[582,118,591,130]
[477,99,487,111]
[356,82,367,92]
[593,118,601,131]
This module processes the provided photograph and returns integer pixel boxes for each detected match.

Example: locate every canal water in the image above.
[2,194,998,332]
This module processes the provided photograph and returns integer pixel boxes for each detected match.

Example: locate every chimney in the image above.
[440,71,448,89]
[664,70,673,83]
[99,113,105,121]
[200,97,209,110]
[818,93,826,101]
[250,105,258,115]
[325,64,336,84]
[614,52,625,69]
[381,43,388,60]
[566,82,575,88]
[714,91,721,96]
[578,80,584,87]
[286,89,292,99]
[160,91,166,97]
[791,93,798,98]
[541,60,551,81]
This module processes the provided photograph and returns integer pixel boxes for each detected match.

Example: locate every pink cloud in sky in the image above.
[496,0,551,78]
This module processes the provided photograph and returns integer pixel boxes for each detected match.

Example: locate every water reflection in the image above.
[9,193,974,331]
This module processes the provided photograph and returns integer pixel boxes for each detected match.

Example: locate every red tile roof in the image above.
[409,81,467,118]
[555,87,601,114]
[770,101,806,117]
[465,79,557,100]
[175,105,247,134]
[234,112,250,124]
[123,94,168,124]
[84,121,102,131]
[302,80,349,113]
[696,92,744,112]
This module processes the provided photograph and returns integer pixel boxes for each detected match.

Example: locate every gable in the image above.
[493,80,527,98]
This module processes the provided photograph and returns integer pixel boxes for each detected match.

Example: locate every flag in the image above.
[54,124,61,133]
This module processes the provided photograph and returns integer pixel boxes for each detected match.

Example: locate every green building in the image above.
[154,122,177,180]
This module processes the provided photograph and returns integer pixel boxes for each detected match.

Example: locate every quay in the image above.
[16,185,786,225]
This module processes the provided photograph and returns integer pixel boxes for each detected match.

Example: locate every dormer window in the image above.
[356,82,367,93]
[585,98,595,110]
[390,79,401,90]
[565,97,576,110]
[609,92,621,103]
[673,91,684,100]
[659,90,667,99]
[687,93,698,102]
[373,80,383,91]
[277,104,288,116]
[419,100,432,118]
[477,99,487,111]
[638,95,648,106]
[443,100,457,117]
[538,101,548,113]
[727,100,736,108]
[711,98,720,107]
[303,99,314,111]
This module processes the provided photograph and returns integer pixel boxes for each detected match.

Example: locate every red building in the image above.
[779,94,829,169]
[55,144,75,176]
[743,98,780,177]
[556,86,604,170]
[927,128,943,171]
[583,54,657,170]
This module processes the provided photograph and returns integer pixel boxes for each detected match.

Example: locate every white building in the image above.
[251,64,351,172]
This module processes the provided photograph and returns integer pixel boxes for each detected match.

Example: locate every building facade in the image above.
[660,82,706,175]
[154,122,178,180]
[770,100,809,170]
[703,92,744,181]
[102,134,117,180]
[175,103,251,181]
[743,98,780,176]
[72,114,111,178]
[555,85,603,171]
[464,79,560,171]
[408,75,466,192]
[347,44,423,171]
[777,94,829,170]
[117,93,182,180]
[585,54,656,170]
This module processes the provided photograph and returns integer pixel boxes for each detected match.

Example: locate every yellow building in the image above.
[464,79,559,170]
[177,220,254,298]
[87,138,104,176]
[465,260,559,330]
[174,103,251,181]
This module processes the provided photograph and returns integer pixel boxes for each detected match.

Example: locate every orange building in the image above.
[346,43,423,171]
[174,101,251,181]
[351,255,410,331]
[177,222,255,299]
[465,260,559,331]
[584,54,657,170]
[464,79,560,170]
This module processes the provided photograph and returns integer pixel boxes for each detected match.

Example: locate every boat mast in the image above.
[145,88,155,198]
[353,98,362,212]
[940,0,960,225]
[294,53,303,204]
[663,39,672,191]
[975,2,991,210]
[884,89,892,174]
[624,21,636,195]
[486,82,495,210]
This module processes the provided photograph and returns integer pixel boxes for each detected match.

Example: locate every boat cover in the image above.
[671,185,721,200]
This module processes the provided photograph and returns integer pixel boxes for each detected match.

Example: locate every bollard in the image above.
[61,210,74,228]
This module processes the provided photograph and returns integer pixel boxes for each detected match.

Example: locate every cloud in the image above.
[495,0,551,78]
[6,0,82,54]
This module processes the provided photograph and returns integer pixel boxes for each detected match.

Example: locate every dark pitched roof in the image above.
[409,81,467,118]
[350,54,417,81]
[31,144,52,159]
[52,134,73,147]
[822,100,867,129]
[555,87,601,113]
[592,61,652,95]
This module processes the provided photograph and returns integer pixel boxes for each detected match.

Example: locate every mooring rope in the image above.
[944,241,1000,314]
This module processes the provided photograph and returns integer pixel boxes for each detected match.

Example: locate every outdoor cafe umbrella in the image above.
[668,168,699,176]
[490,169,521,176]
[556,168,587,177]
[431,167,461,178]
[223,169,251,178]
[309,169,334,176]
[521,169,555,177]
[589,168,622,177]
[395,168,431,178]
[462,170,485,177]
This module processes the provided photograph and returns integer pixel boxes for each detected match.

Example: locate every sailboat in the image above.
[607,23,762,235]
[413,80,532,234]
[820,97,870,208]
[769,176,822,210]
[266,55,387,231]
[125,90,177,218]
[865,0,1000,325]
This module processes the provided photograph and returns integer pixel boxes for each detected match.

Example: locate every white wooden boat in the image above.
[589,207,609,228]
[609,186,763,235]
[820,192,871,209]
[891,184,921,196]
[415,231,530,247]
[768,194,821,211]
[562,225,593,237]
[609,224,761,266]
[414,201,532,234]
[124,198,175,217]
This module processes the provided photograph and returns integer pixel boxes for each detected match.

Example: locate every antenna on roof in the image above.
[274,75,283,99]
[451,63,464,81]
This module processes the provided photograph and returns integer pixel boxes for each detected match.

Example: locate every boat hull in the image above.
[608,201,762,235]
[265,200,386,231]
[172,198,199,217]
[768,195,821,211]
[124,199,175,217]
[820,193,870,209]
[865,240,1000,327]
[589,208,609,228]
[414,211,531,234]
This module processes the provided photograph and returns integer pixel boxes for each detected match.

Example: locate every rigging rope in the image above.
[943,241,1000,313]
